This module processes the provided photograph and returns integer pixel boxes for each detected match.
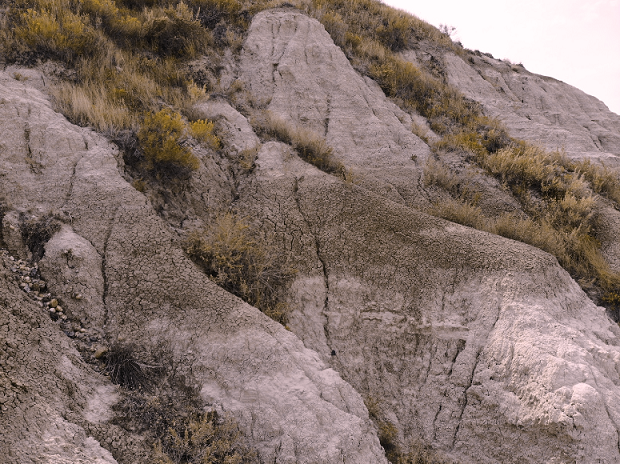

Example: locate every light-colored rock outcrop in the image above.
[0,70,387,463]
[235,10,620,463]
[239,134,620,463]
[436,50,620,273]
[442,52,620,166]
[240,8,433,208]
[3,6,620,464]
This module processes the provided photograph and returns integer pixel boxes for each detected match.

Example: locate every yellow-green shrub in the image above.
[138,109,199,173]
[190,119,220,149]
[13,6,103,63]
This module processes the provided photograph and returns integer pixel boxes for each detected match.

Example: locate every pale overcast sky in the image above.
[381,0,620,115]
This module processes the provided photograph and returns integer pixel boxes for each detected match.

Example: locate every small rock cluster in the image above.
[1,249,104,354]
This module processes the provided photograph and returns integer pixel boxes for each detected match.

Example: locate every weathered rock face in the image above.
[0,70,387,463]
[240,8,432,208]
[3,6,620,464]
[437,51,620,272]
[442,52,620,165]
[234,9,620,463]
[238,137,620,464]
[0,252,119,464]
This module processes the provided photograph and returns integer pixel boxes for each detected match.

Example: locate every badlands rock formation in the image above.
[0,68,386,463]
[1,6,620,464]
[441,52,620,166]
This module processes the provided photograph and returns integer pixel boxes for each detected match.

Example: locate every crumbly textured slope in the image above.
[442,52,620,165]
[0,70,387,463]
[0,253,119,464]
[235,10,620,463]
[2,6,620,464]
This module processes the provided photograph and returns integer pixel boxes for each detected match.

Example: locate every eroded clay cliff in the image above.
[2,6,620,464]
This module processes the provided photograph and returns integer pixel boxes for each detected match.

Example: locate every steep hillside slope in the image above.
[2,2,620,464]
[233,10,620,463]
[442,52,620,165]
[0,69,386,463]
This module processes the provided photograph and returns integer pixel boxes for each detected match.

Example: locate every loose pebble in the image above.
[94,347,108,359]
[2,249,94,348]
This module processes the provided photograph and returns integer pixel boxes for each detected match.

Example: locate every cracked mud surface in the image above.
[2,7,620,464]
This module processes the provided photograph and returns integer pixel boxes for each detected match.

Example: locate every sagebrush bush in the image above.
[184,214,296,325]
[153,411,254,464]
[138,109,200,174]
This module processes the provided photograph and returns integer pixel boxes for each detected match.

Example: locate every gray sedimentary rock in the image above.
[235,10,620,463]
[2,6,620,464]
[442,52,620,165]
[240,8,432,208]
[0,70,387,463]
[0,252,119,464]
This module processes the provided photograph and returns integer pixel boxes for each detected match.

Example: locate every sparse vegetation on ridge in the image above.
[424,143,620,300]
[104,343,258,463]
[184,213,296,325]
[253,112,345,176]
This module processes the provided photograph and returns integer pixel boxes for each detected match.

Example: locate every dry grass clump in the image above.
[428,198,488,231]
[424,142,620,301]
[184,214,296,325]
[104,343,150,390]
[19,213,62,261]
[422,157,460,193]
[255,113,345,176]
[311,0,458,54]
[423,157,483,206]
[572,158,620,205]
[109,344,257,464]
[52,82,133,132]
